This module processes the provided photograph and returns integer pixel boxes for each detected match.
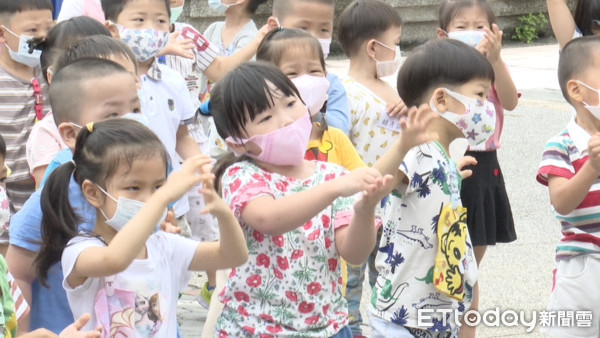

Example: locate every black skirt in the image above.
[460,150,517,246]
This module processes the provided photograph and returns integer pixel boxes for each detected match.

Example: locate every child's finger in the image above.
[460,169,473,179]
[72,313,91,330]
[457,155,477,170]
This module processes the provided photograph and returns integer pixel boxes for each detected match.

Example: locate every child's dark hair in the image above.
[29,16,111,83]
[0,0,52,21]
[338,0,402,58]
[247,0,268,14]
[574,0,600,36]
[558,36,600,104]
[49,57,134,125]
[211,61,302,141]
[272,0,335,20]
[438,0,495,31]
[0,134,5,159]
[54,35,137,76]
[397,39,494,107]
[102,0,170,21]
[35,119,169,286]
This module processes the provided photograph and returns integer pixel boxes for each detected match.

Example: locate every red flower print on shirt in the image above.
[308,228,321,240]
[303,220,313,230]
[242,326,255,335]
[298,301,315,313]
[285,291,298,302]
[323,304,329,315]
[234,291,249,302]
[325,173,336,181]
[321,214,330,228]
[230,178,241,193]
[324,237,331,249]
[237,305,249,317]
[226,166,240,177]
[291,249,304,260]
[266,325,282,333]
[306,281,322,295]
[256,253,270,267]
[273,235,284,247]
[229,268,236,278]
[246,274,262,287]
[259,334,274,338]
[260,313,274,322]
[277,256,289,270]
[218,329,228,338]
[253,230,264,242]
[305,315,320,325]
[328,258,337,271]
[275,181,289,192]
[273,267,283,279]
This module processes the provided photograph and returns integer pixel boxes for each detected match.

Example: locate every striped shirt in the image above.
[537,119,600,260]
[0,65,49,212]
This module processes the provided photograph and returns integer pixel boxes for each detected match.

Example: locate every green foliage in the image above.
[512,12,549,44]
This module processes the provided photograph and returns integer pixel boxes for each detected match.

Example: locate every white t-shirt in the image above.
[62,232,197,336]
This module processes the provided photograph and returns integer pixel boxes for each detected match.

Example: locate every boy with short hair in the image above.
[537,35,600,338]
[268,0,351,134]
[0,0,53,254]
[7,57,140,334]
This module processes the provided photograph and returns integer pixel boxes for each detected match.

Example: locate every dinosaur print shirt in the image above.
[369,141,478,332]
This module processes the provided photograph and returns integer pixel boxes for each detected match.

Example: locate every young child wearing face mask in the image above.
[547,0,600,50]
[369,38,489,338]
[537,36,600,338]
[0,0,53,246]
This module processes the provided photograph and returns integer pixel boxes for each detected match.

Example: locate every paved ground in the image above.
[177,43,567,337]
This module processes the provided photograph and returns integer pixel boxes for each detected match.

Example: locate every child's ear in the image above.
[436,28,447,38]
[105,21,120,39]
[267,16,279,29]
[431,88,449,113]
[567,80,585,103]
[365,39,377,59]
[57,122,80,150]
[81,179,104,208]
[225,139,249,155]
[0,25,7,44]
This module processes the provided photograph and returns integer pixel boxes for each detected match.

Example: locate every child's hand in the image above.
[479,24,503,64]
[59,313,102,337]
[159,210,182,234]
[162,155,213,202]
[158,31,194,59]
[588,133,600,172]
[399,104,439,152]
[197,178,231,219]
[457,155,478,179]
[386,99,408,117]
[336,167,383,197]
[353,174,395,213]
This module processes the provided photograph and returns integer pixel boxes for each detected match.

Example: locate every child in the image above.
[208,61,428,336]
[547,0,600,49]
[536,35,600,337]
[0,0,53,253]
[369,38,486,337]
[35,118,248,335]
[269,0,352,134]
[7,57,140,334]
[26,16,112,188]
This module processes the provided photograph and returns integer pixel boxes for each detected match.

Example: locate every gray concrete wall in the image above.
[181,0,562,55]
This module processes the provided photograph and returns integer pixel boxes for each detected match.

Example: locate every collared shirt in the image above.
[537,118,600,260]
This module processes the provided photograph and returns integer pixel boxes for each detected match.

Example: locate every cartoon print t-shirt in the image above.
[369,141,478,332]
[62,232,197,337]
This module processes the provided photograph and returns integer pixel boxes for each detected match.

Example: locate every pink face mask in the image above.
[226,111,312,166]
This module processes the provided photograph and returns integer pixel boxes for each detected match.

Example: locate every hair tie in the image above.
[86,122,94,132]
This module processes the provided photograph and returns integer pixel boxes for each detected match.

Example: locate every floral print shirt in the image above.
[215,160,356,337]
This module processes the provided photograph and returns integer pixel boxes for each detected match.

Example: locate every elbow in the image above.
[232,248,249,267]
[504,98,518,111]
[551,200,574,216]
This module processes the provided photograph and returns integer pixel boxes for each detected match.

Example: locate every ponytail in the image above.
[213,152,248,195]
[35,161,80,287]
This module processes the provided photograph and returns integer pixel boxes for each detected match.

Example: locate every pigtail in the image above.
[316,101,328,139]
[213,152,248,195]
[35,161,80,287]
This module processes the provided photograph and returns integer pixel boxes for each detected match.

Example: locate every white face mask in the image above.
[373,40,402,78]
[447,30,485,47]
[319,38,331,59]
[96,185,166,232]
[208,0,237,14]
[291,74,330,117]
[577,81,600,120]
[430,88,496,147]
[2,26,41,67]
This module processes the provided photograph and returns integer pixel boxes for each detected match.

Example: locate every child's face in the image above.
[445,6,491,33]
[444,78,491,115]
[170,0,184,6]
[277,2,334,40]
[372,25,402,62]
[0,10,53,52]
[114,0,170,32]
[278,45,325,79]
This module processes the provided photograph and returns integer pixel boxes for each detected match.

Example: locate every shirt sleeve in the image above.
[325,73,350,134]
[221,161,275,219]
[179,24,219,73]
[536,135,575,186]
[26,117,65,174]
[61,237,104,291]
[323,164,356,229]
[398,143,435,197]
[8,189,43,251]
[159,233,198,292]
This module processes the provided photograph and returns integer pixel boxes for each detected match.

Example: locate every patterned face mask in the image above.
[111,22,169,62]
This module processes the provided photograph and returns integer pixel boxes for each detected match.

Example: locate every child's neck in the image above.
[223,9,250,46]
[254,158,316,180]
[0,49,34,81]
[348,58,399,103]
[93,215,148,259]
[310,122,320,141]
[428,118,460,155]
[575,107,600,135]
[137,58,154,77]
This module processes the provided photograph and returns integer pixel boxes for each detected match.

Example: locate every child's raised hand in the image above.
[479,24,503,64]
[162,155,213,203]
[399,104,439,151]
[158,31,194,59]
[159,210,182,234]
[337,167,383,197]
[386,98,408,117]
[588,133,600,172]
[197,178,231,219]
[457,155,478,179]
[59,313,102,337]
[353,174,395,213]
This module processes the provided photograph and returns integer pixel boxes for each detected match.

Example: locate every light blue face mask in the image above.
[208,0,236,14]
[170,5,184,23]
[447,30,485,47]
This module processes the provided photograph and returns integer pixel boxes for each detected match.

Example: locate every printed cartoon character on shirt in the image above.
[148,293,163,336]
[305,139,333,162]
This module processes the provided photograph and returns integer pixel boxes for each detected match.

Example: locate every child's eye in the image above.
[132,107,141,114]
[310,69,324,75]
[0,177,6,184]
[133,18,144,23]
[320,28,330,33]
[106,113,120,119]
[287,99,297,108]
[259,115,272,123]
[157,19,168,25]
[126,186,140,191]
[285,72,297,77]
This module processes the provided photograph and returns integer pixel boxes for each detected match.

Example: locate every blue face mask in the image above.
[170,5,184,23]
[208,0,237,14]
[447,30,485,47]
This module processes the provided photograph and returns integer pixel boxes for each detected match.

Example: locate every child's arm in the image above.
[547,134,600,214]
[189,180,248,271]
[66,156,213,288]
[241,167,383,237]
[547,0,577,49]
[481,24,519,111]
[334,174,394,265]
[176,124,203,160]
